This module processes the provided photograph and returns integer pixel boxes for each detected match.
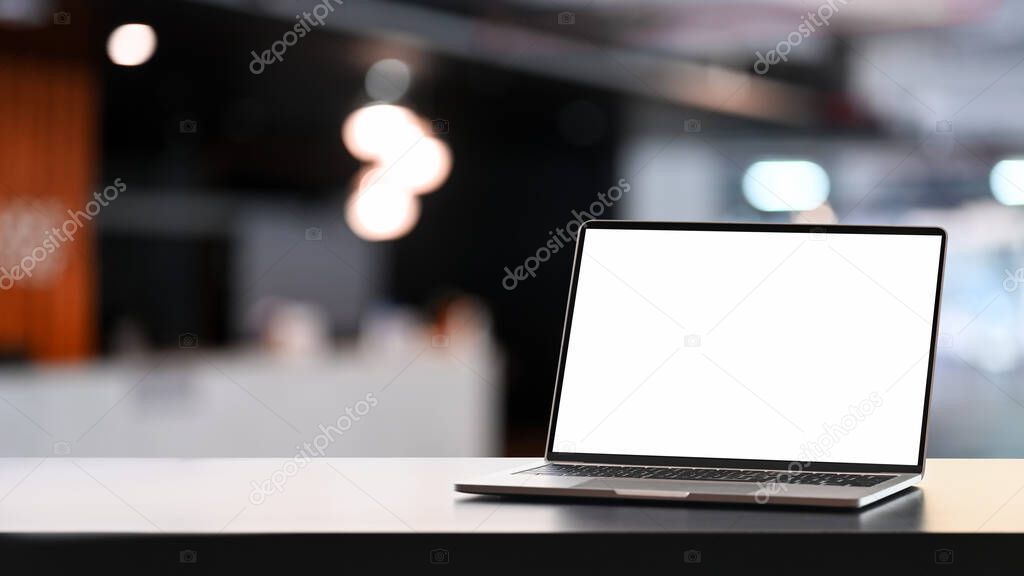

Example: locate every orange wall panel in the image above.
[0,54,98,361]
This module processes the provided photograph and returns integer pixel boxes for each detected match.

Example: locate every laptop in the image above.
[457,220,946,508]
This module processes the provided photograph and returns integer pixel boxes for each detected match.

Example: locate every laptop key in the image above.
[520,464,895,487]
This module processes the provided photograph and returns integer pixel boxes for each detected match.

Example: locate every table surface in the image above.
[0,458,1020,533]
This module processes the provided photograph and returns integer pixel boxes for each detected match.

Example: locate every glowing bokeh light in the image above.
[742,160,830,212]
[365,59,411,102]
[341,104,424,162]
[106,24,158,67]
[358,138,451,195]
[990,159,1024,206]
[345,181,421,241]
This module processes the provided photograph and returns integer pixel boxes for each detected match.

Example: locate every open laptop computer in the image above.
[457,220,946,508]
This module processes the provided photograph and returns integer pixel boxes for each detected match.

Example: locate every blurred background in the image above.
[0,0,1023,458]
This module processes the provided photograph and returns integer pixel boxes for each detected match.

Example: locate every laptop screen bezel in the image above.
[544,220,946,474]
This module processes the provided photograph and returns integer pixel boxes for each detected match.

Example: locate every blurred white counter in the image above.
[0,339,502,457]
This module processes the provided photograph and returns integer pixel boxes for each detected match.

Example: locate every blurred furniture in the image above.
[0,458,1019,532]
[0,340,501,457]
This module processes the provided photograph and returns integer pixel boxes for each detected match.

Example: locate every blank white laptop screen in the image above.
[551,227,942,466]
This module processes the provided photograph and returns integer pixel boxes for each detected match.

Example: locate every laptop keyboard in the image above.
[520,464,894,487]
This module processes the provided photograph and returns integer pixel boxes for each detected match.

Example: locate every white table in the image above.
[1,458,1021,533]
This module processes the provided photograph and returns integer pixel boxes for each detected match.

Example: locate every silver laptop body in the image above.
[457,221,946,508]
